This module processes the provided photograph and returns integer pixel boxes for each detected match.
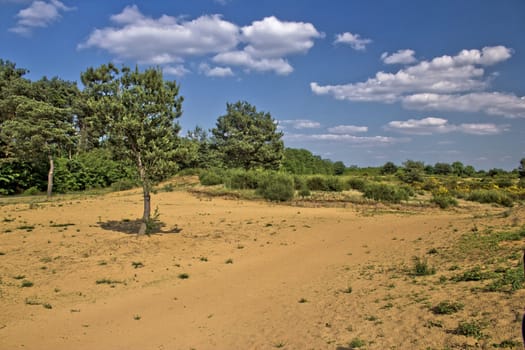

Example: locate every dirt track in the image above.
[0,187,523,349]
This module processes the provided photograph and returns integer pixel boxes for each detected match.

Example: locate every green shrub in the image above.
[363,182,409,203]
[432,301,464,314]
[454,320,484,339]
[412,257,436,276]
[110,179,138,191]
[431,192,458,209]
[467,190,513,207]
[199,168,225,186]
[256,173,294,201]
[347,177,367,192]
[325,176,344,191]
[306,176,328,191]
[22,186,40,196]
[226,169,259,190]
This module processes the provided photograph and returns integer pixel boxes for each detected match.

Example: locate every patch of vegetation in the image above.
[133,314,141,320]
[451,266,495,282]
[348,337,366,348]
[49,223,75,227]
[131,261,144,269]
[492,339,522,348]
[342,286,353,294]
[412,257,436,276]
[431,301,464,315]
[95,278,123,285]
[466,189,513,207]
[20,280,33,288]
[454,320,485,339]
[484,265,524,292]
[16,225,35,231]
[256,172,295,202]
[363,182,410,203]
[225,258,233,264]
[298,298,308,303]
[178,273,189,279]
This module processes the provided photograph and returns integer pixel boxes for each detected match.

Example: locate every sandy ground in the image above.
[0,184,524,349]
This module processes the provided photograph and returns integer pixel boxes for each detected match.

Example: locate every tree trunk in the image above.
[137,153,150,235]
[47,155,54,198]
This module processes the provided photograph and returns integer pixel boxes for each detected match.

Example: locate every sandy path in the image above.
[0,189,522,349]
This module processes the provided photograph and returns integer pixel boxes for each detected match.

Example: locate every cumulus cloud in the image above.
[311,45,523,118]
[80,7,322,76]
[385,117,509,135]
[334,32,372,51]
[327,125,368,134]
[403,92,525,118]
[10,0,73,35]
[214,16,323,75]
[279,119,321,129]
[163,65,190,77]
[79,6,239,64]
[381,49,417,64]
[199,63,234,77]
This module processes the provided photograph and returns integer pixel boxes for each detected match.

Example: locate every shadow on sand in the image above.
[99,219,182,235]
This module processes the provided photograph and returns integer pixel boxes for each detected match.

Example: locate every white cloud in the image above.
[213,16,322,75]
[386,117,510,135]
[334,32,372,51]
[284,133,407,146]
[279,119,321,129]
[213,50,293,75]
[163,65,190,77]
[381,49,417,64]
[199,63,234,77]
[311,46,522,117]
[10,0,73,35]
[79,6,239,64]
[80,8,321,76]
[327,125,368,134]
[403,92,525,118]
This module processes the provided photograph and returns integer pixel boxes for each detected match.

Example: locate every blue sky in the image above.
[1,0,524,170]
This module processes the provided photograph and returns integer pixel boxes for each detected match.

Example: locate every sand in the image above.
[0,184,523,349]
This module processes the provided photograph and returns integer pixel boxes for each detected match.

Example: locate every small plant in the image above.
[452,266,493,282]
[273,342,286,348]
[178,273,189,279]
[454,320,484,339]
[427,248,438,255]
[225,258,233,264]
[492,339,521,348]
[342,286,353,294]
[131,261,144,269]
[42,303,52,309]
[133,314,141,320]
[21,280,34,288]
[96,278,122,285]
[298,298,308,303]
[13,275,26,280]
[199,257,208,262]
[412,257,436,276]
[0,251,5,256]
[431,301,464,315]
[349,337,366,348]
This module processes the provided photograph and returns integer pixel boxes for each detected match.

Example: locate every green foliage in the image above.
[306,175,328,191]
[380,161,398,175]
[412,257,436,276]
[398,160,425,183]
[212,101,283,170]
[431,301,464,314]
[256,172,294,202]
[333,161,346,175]
[199,168,225,186]
[347,177,367,192]
[110,179,138,191]
[430,189,458,209]
[363,182,409,203]
[225,169,260,190]
[282,148,334,175]
[467,189,513,207]
[484,265,524,292]
[22,186,40,196]
[454,320,484,339]
[452,266,494,282]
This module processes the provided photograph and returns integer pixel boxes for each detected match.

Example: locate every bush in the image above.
[432,301,464,315]
[347,177,367,192]
[111,179,138,191]
[363,182,409,203]
[306,176,328,191]
[467,189,513,207]
[199,168,225,186]
[412,257,436,276]
[256,172,294,201]
[325,176,344,192]
[22,186,40,196]
[226,169,259,190]
[431,187,458,209]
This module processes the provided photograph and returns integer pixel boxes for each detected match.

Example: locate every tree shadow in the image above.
[99,219,182,235]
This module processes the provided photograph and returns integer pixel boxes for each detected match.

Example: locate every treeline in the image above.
[1,58,524,198]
